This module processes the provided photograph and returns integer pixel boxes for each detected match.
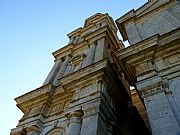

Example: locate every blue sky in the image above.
[0,0,147,134]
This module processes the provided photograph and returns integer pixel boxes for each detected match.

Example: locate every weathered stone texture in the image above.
[116,0,180,135]
[116,0,180,45]
[144,93,180,135]
[43,59,62,85]
[12,13,148,135]
[11,0,180,134]
[80,114,99,135]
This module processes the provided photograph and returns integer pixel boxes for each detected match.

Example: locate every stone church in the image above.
[11,0,180,135]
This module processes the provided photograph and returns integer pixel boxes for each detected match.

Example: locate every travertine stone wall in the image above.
[116,0,180,45]
[116,0,180,134]
[116,30,180,135]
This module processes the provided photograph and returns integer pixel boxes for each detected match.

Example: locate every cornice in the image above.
[82,26,111,42]
[59,59,108,89]
[116,0,178,41]
[84,13,104,26]
[82,26,121,50]
[52,44,73,59]
[53,13,121,60]
[67,27,82,38]
[116,28,180,62]
[53,25,121,60]
[15,84,54,112]
[67,13,117,40]
[116,34,158,61]
[115,28,180,85]
[135,0,178,19]
[84,13,117,33]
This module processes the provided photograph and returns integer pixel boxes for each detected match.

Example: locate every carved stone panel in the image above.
[79,83,98,99]
[135,61,154,76]
[49,103,64,115]
[28,105,43,117]
[164,53,180,67]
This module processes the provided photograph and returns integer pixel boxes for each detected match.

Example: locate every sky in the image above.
[0,0,147,134]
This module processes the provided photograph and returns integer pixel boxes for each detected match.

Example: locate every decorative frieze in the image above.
[80,83,98,98]
[49,103,64,116]
[135,61,154,76]
[136,76,163,98]
[28,105,42,117]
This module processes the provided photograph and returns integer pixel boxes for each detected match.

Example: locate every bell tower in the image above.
[11,13,149,135]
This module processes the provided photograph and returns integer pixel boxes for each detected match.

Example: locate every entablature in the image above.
[15,84,54,112]
[116,28,180,85]
[52,25,123,61]
[58,59,108,89]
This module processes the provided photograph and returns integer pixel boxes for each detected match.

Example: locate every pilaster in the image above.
[67,110,84,135]
[94,37,107,62]
[86,42,96,66]
[43,58,62,85]
[53,55,71,86]
[116,28,180,135]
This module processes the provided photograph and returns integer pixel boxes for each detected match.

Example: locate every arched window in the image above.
[46,128,63,135]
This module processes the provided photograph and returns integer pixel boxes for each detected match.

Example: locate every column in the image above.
[53,55,71,86]
[166,92,180,126]
[163,79,180,127]
[143,92,180,135]
[86,42,96,66]
[80,112,99,135]
[10,127,26,135]
[136,76,180,135]
[94,38,107,63]
[67,110,83,135]
[25,126,40,135]
[43,59,62,85]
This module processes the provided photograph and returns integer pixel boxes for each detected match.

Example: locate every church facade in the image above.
[11,0,180,135]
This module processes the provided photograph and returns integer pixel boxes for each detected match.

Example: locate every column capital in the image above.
[136,76,164,98]
[25,125,39,132]
[10,127,26,135]
[67,109,84,119]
